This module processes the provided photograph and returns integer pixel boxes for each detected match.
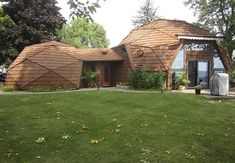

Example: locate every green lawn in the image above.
[0,91,235,163]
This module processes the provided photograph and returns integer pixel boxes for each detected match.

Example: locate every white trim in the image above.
[177,35,223,41]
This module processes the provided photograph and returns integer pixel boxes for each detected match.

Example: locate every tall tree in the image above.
[185,0,235,58]
[0,0,65,65]
[0,6,19,66]
[59,18,109,48]
[132,0,159,27]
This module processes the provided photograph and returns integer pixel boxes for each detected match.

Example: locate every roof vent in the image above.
[137,50,144,57]
[101,50,108,55]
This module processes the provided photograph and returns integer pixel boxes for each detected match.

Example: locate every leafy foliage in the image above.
[132,0,160,27]
[184,0,235,58]
[59,18,109,48]
[129,69,166,89]
[0,6,14,30]
[82,70,99,87]
[0,6,18,66]
[175,72,190,86]
[0,0,65,66]
[68,0,105,21]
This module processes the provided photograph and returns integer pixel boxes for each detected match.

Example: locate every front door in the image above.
[188,61,197,87]
[103,63,111,87]
[188,60,209,88]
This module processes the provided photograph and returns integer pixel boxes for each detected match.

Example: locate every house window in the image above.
[213,49,224,73]
[186,43,212,52]
[172,49,185,89]
[87,63,97,72]
[172,49,184,75]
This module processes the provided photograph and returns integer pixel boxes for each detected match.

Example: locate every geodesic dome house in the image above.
[6,19,232,90]
[6,41,83,89]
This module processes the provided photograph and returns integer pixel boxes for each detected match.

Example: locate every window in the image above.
[213,49,224,73]
[172,49,184,73]
[186,43,212,52]
[172,49,185,89]
[87,63,96,72]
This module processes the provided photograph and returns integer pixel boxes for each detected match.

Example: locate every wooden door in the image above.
[188,61,198,87]
[103,63,111,87]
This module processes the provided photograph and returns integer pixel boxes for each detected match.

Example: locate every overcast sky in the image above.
[57,0,197,47]
[0,0,197,47]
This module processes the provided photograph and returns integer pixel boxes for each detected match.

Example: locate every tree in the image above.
[59,18,109,48]
[0,0,65,66]
[0,6,19,66]
[68,0,106,21]
[185,0,235,58]
[0,5,14,30]
[132,0,159,27]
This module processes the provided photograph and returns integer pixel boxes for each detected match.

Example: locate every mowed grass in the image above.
[0,91,235,163]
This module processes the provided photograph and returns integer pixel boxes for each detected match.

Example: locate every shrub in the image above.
[129,69,166,89]
[175,72,190,86]
[82,71,99,88]
[0,86,15,92]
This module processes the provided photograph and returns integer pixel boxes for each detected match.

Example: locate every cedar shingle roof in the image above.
[121,19,213,47]
[6,41,125,89]
[76,48,124,61]
[7,41,83,89]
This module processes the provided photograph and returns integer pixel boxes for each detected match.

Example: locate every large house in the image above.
[5,19,232,90]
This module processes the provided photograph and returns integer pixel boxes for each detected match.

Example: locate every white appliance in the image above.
[210,73,229,96]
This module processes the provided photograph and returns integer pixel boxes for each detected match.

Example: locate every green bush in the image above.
[82,71,99,88]
[175,72,190,86]
[0,86,16,92]
[129,69,166,89]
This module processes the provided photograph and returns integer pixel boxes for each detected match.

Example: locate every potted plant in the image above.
[194,85,202,95]
[176,72,190,91]
[116,82,122,88]
[82,71,99,88]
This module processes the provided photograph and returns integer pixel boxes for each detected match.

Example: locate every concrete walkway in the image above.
[1,87,235,100]
[0,87,161,95]
[172,89,235,100]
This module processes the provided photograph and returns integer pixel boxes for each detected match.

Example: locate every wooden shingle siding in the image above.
[126,44,172,71]
[112,45,132,83]
[6,41,83,89]
[24,71,75,89]
[121,20,213,47]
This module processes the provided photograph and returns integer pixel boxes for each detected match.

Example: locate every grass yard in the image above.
[0,91,235,163]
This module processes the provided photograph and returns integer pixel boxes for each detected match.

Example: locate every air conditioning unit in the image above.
[210,73,229,96]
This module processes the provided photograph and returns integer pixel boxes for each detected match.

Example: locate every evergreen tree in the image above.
[132,0,159,27]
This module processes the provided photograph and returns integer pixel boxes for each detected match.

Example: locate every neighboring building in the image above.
[5,19,232,90]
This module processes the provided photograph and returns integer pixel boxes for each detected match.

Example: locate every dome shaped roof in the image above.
[121,19,213,47]
[7,41,82,89]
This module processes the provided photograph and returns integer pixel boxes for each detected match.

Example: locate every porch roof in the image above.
[76,48,124,62]
[176,35,224,41]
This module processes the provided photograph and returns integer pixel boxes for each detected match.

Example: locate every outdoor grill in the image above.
[210,73,229,96]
